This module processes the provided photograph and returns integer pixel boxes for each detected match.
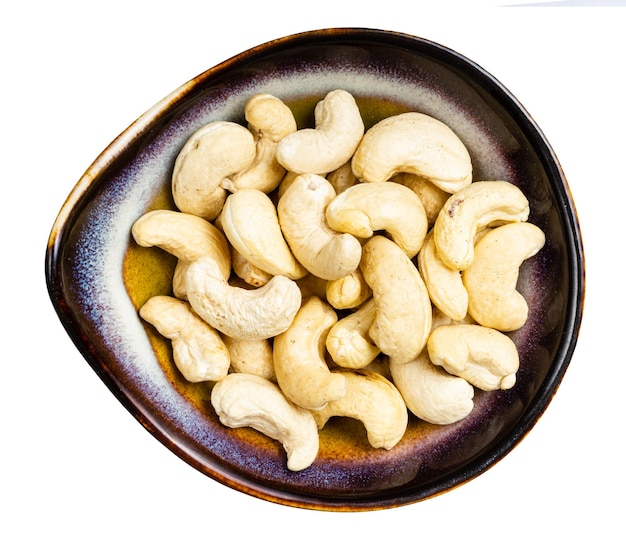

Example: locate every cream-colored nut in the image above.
[230,246,272,287]
[211,373,319,471]
[311,369,408,450]
[351,112,472,192]
[185,256,301,340]
[139,296,230,382]
[172,261,190,299]
[360,236,432,364]
[131,209,231,281]
[433,180,530,271]
[296,273,328,301]
[326,299,381,369]
[277,173,362,280]
[223,94,297,193]
[220,189,307,279]
[326,181,428,257]
[394,173,449,227]
[427,324,520,391]
[325,269,372,310]
[172,121,256,220]
[326,160,358,194]
[222,336,275,381]
[417,231,468,321]
[273,296,347,410]
[389,351,474,425]
[463,222,546,331]
[276,89,365,175]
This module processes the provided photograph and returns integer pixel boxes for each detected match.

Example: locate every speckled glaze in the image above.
[45,28,584,511]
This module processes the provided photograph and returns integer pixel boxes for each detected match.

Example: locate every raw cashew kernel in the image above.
[311,369,408,450]
[230,246,272,287]
[276,89,365,175]
[224,94,297,193]
[172,121,256,220]
[277,173,362,280]
[273,296,347,410]
[361,236,432,364]
[463,221,546,331]
[326,299,381,369]
[139,296,230,382]
[417,230,468,321]
[390,351,474,425]
[325,180,428,257]
[427,324,520,391]
[220,189,307,279]
[433,180,530,271]
[325,269,371,310]
[222,336,275,381]
[326,160,358,194]
[394,173,449,227]
[351,112,472,192]
[211,373,319,471]
[185,256,302,340]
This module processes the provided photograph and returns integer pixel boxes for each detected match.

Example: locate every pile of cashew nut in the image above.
[131,89,546,471]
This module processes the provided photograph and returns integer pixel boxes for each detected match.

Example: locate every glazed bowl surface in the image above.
[45,28,584,511]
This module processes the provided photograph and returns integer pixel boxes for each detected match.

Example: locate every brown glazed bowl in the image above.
[45,28,584,511]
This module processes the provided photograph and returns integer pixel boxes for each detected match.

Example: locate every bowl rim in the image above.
[45,27,585,511]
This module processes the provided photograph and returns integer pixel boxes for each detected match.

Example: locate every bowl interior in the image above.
[46,28,584,511]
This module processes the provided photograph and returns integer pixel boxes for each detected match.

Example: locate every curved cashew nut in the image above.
[463,221,546,331]
[417,231,468,321]
[433,180,530,271]
[394,172,449,227]
[224,94,297,193]
[427,324,519,391]
[326,299,380,369]
[311,369,408,450]
[325,269,372,310]
[326,181,428,257]
[139,296,230,382]
[185,256,301,340]
[222,336,275,381]
[389,351,474,425]
[326,160,358,194]
[277,173,362,280]
[351,112,472,192]
[211,373,319,471]
[172,121,256,220]
[273,296,347,410]
[360,236,432,364]
[220,189,307,279]
[229,246,272,287]
[276,89,365,175]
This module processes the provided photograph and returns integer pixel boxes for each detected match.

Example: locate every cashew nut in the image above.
[427,324,519,391]
[394,173,449,227]
[172,121,256,220]
[325,181,428,257]
[277,173,362,280]
[229,246,272,287]
[223,94,297,193]
[463,221,546,331]
[219,189,307,279]
[325,269,372,310]
[222,336,275,381]
[276,89,365,175]
[417,230,468,321]
[139,295,230,382]
[433,180,530,271]
[185,256,301,340]
[211,373,319,471]
[351,112,472,192]
[325,299,381,369]
[360,236,432,364]
[273,296,347,410]
[311,369,408,450]
[389,351,474,425]
[326,160,358,194]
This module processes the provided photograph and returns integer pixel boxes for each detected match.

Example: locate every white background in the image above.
[3,1,623,541]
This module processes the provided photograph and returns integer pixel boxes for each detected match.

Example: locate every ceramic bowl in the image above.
[45,28,584,511]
